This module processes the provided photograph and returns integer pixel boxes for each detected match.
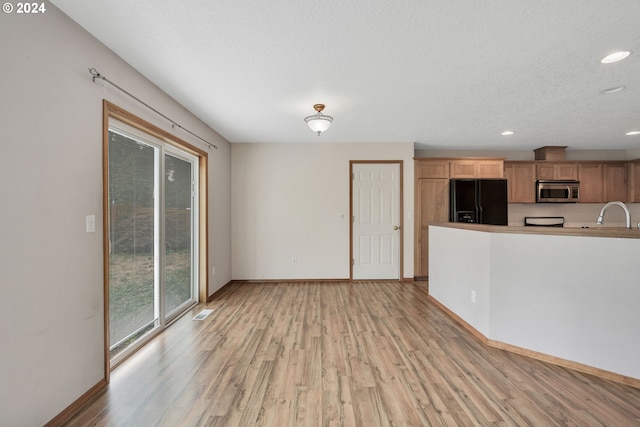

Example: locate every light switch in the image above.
[86,215,96,233]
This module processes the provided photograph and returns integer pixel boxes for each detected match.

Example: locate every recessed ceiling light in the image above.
[602,85,626,94]
[600,51,631,64]
[501,130,515,136]
[625,131,640,136]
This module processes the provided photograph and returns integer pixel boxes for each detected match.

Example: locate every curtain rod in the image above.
[88,68,217,150]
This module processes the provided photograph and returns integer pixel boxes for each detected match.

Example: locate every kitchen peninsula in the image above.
[428,222,640,386]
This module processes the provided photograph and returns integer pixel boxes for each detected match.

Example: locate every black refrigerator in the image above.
[449,179,508,225]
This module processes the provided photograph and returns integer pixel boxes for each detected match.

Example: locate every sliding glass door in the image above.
[107,120,198,363]
[164,149,198,320]
[108,130,158,359]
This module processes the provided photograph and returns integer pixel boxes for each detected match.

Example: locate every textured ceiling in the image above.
[51,0,640,150]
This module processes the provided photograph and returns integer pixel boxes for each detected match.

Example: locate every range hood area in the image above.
[533,146,567,161]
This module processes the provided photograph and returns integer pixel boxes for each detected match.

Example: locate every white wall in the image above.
[0,7,231,426]
[628,147,640,159]
[430,225,640,380]
[427,228,492,335]
[231,142,414,280]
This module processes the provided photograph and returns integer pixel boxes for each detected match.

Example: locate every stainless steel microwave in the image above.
[536,180,580,203]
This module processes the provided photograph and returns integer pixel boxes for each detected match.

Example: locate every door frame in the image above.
[349,160,404,281]
[103,101,209,380]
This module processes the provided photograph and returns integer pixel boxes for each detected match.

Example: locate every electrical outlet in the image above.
[292,257,297,264]
[211,266,216,276]
[471,290,476,304]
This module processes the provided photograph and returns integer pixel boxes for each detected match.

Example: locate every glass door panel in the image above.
[108,130,159,359]
[164,152,196,317]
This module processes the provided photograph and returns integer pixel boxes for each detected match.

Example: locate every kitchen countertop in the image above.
[432,222,640,239]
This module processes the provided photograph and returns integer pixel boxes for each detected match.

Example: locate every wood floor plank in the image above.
[62,281,640,426]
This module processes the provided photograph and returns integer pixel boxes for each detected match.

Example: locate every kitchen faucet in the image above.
[595,201,633,229]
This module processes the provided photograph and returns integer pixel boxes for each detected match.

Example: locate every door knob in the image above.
[393,225,400,230]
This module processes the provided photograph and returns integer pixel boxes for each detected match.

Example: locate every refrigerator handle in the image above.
[476,181,482,224]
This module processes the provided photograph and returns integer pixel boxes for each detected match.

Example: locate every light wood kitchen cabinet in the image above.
[603,162,628,202]
[414,178,448,278]
[577,162,628,203]
[416,160,449,179]
[477,160,505,178]
[450,159,504,178]
[578,163,603,203]
[556,163,579,180]
[500,160,631,205]
[504,162,536,203]
[536,163,578,180]
[629,160,640,202]
[449,160,476,178]
[535,163,555,180]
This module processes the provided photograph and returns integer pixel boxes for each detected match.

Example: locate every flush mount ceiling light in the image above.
[600,50,631,64]
[626,131,640,136]
[501,130,515,136]
[602,85,626,94]
[304,104,333,136]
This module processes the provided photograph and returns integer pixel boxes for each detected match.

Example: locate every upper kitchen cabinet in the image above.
[416,160,449,179]
[536,163,578,180]
[477,160,505,178]
[578,163,603,203]
[504,162,536,203]
[415,158,503,179]
[450,159,504,178]
[603,162,628,202]
[629,160,640,203]
[578,162,628,203]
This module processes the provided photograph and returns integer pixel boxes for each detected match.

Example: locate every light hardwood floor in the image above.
[64,281,640,426]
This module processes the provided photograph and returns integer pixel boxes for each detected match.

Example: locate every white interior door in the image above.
[352,162,401,280]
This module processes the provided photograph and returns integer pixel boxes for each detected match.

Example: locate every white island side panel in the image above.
[490,232,640,379]
[429,224,640,380]
[429,226,492,336]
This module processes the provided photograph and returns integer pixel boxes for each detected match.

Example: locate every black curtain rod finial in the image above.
[88,67,103,82]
